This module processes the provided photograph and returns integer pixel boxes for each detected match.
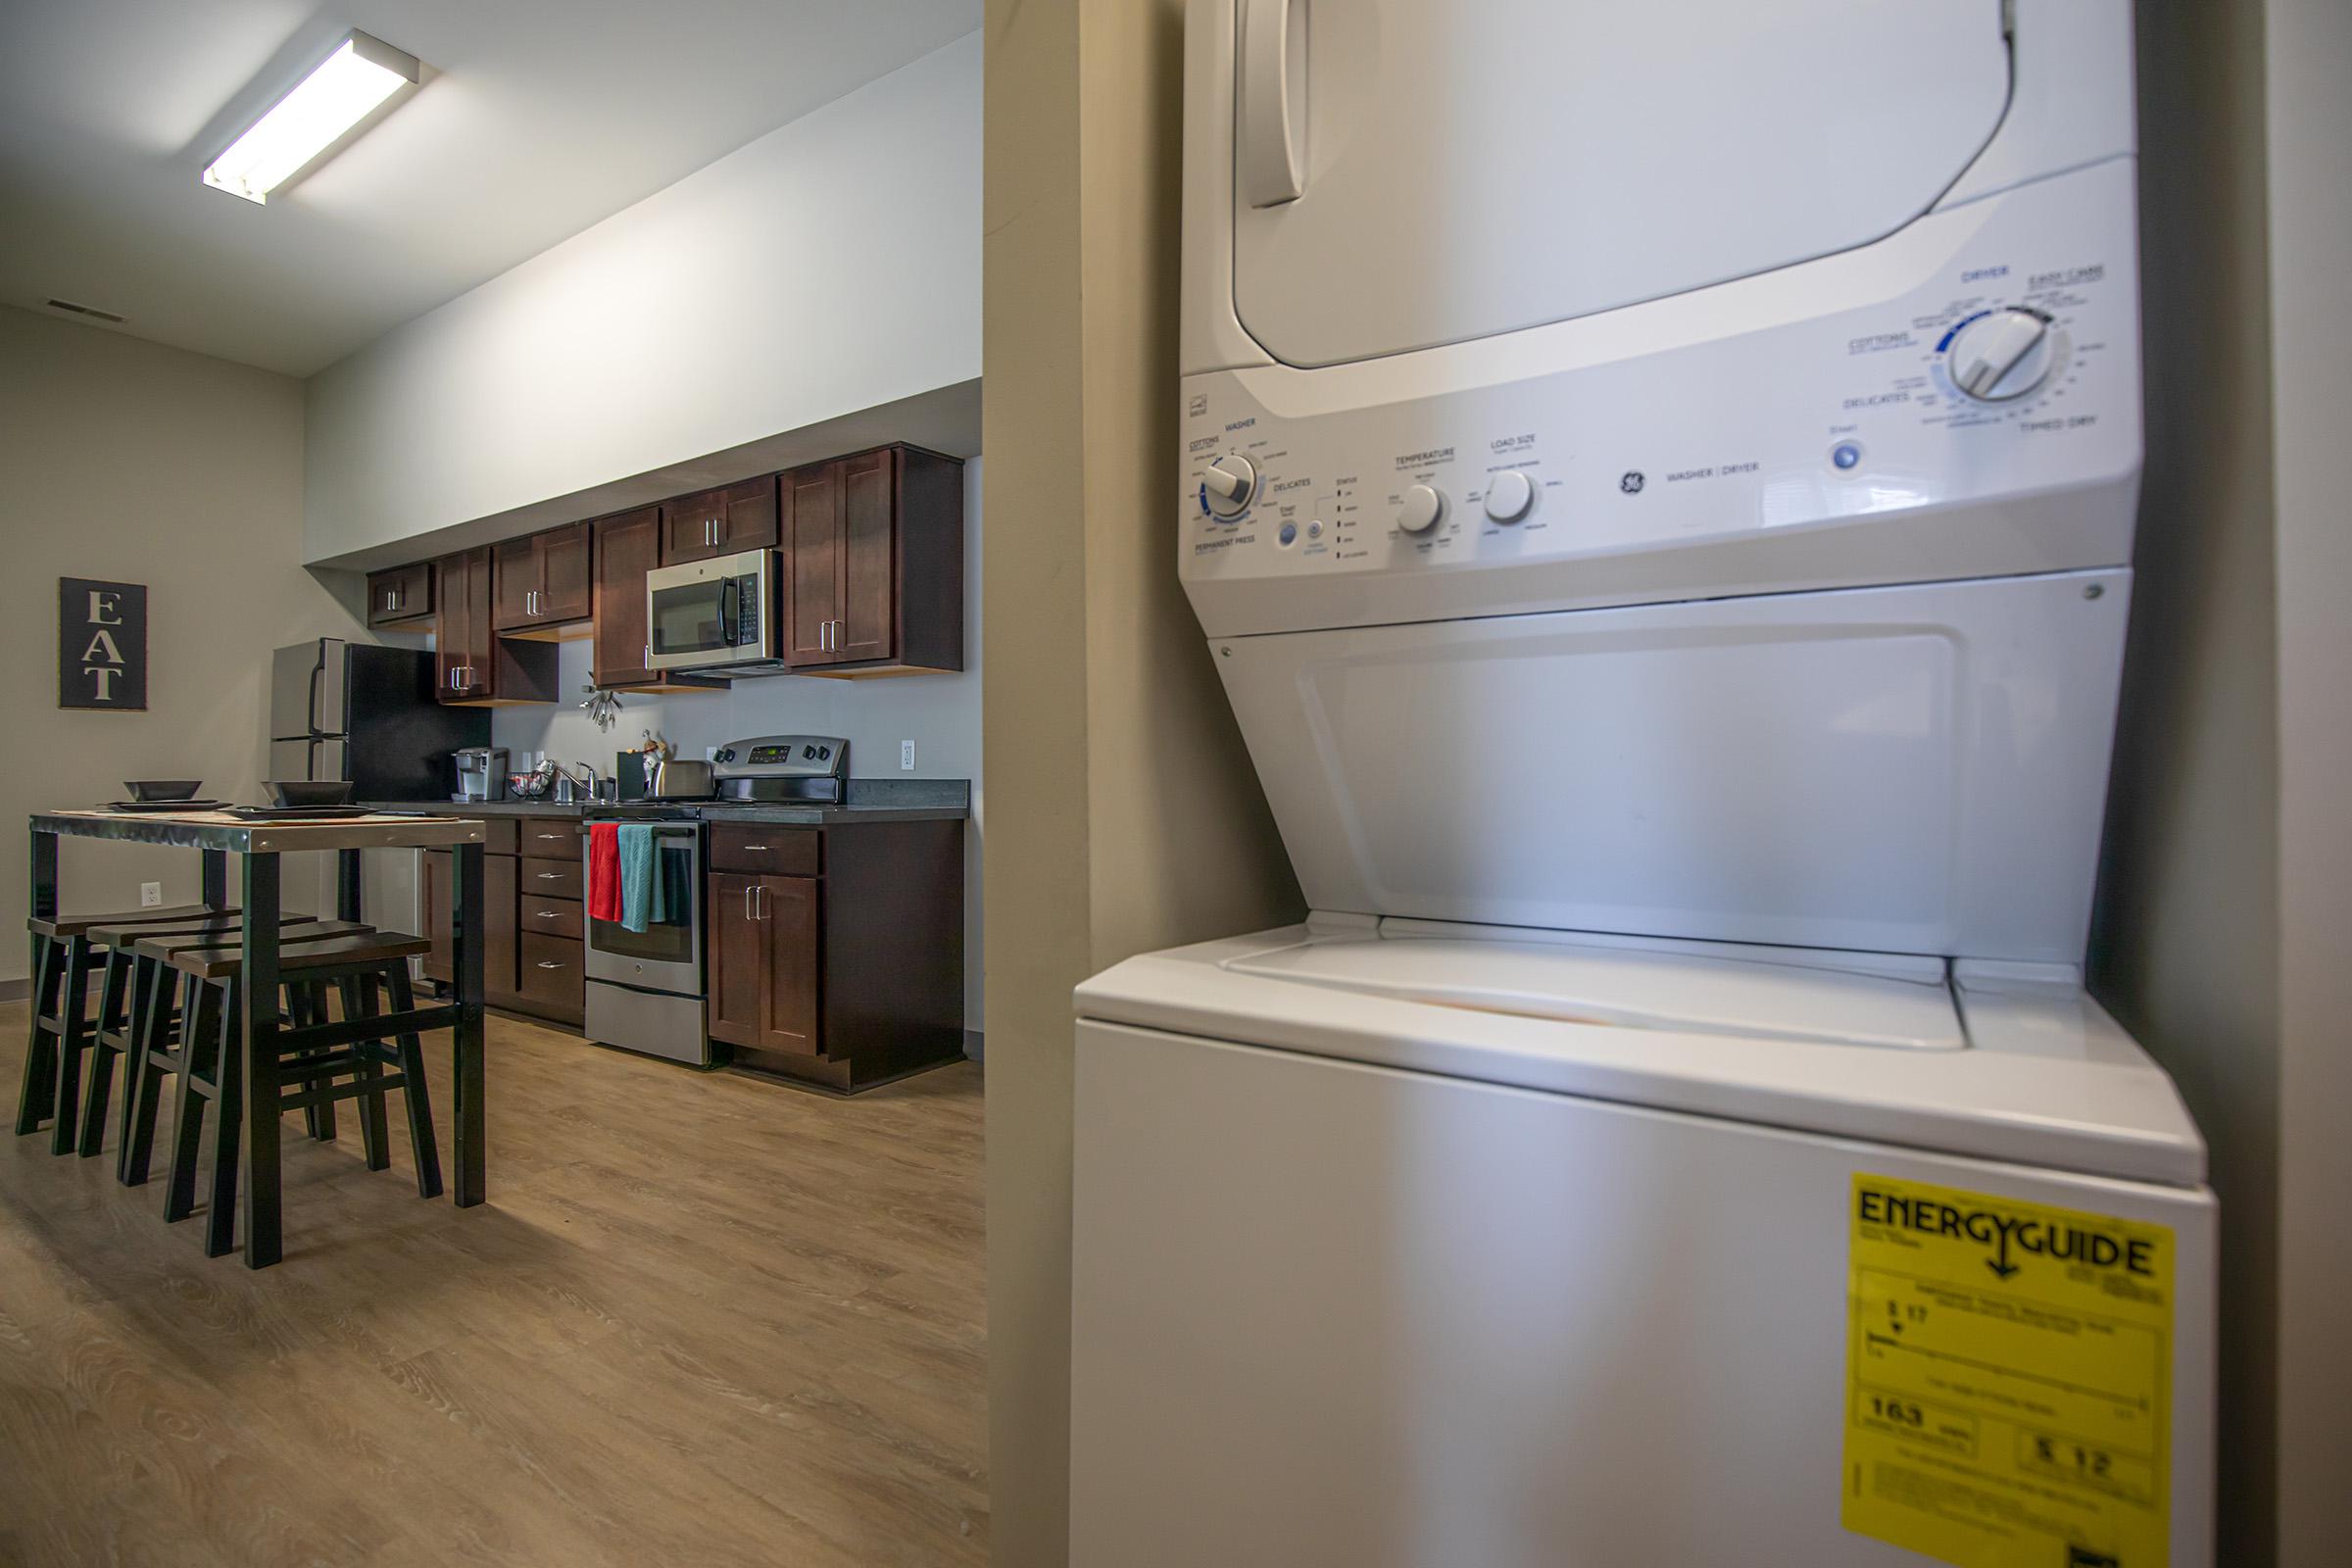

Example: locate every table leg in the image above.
[453,841,485,1207]
[238,853,284,1268]
[202,850,226,912]
[16,830,60,1137]
[336,848,362,924]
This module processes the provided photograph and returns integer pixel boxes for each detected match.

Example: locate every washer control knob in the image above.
[1397,484,1446,534]
[1947,308,2055,402]
[1201,454,1257,517]
[1483,470,1535,522]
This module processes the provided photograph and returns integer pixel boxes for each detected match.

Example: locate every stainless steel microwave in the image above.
[645,549,787,675]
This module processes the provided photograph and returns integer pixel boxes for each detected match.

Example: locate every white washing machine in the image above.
[1072,1,2216,1564]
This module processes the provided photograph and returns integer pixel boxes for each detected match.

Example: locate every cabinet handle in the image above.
[537,871,564,881]
[755,883,767,921]
[535,909,560,919]
[743,884,756,922]
[741,844,768,851]
[536,960,565,970]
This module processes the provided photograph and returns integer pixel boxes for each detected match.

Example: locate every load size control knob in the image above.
[1483,470,1535,522]
[1397,483,1446,534]
[1200,454,1257,517]
[1947,308,2056,402]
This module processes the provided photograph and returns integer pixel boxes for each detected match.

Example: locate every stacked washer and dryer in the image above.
[1071,2,2216,1565]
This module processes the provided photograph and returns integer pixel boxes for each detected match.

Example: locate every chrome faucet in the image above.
[554,760,603,804]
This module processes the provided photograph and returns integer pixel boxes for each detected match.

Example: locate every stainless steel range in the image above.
[580,737,850,1067]
[582,806,709,1065]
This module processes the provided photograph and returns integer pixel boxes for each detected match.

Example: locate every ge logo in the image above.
[1620,470,1645,494]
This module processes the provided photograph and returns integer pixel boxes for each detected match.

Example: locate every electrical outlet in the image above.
[139,881,163,908]
[900,740,916,770]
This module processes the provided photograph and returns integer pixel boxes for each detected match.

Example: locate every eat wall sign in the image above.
[59,577,148,711]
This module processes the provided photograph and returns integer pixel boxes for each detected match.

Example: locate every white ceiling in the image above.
[0,1,979,377]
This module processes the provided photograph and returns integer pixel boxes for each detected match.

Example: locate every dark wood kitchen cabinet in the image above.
[492,520,593,634]
[590,506,723,692]
[421,814,582,1027]
[706,818,962,1091]
[709,870,819,1058]
[659,476,777,564]
[434,546,557,706]
[365,562,433,628]
[780,445,962,677]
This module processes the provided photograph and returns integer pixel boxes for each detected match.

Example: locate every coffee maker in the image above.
[453,747,509,803]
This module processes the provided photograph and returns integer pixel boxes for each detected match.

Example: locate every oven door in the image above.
[584,824,705,995]
[647,550,772,671]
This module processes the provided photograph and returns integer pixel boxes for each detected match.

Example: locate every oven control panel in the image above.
[711,734,850,778]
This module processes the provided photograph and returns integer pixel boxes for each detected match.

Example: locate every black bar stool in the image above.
[19,903,220,1155]
[157,930,441,1258]
[110,919,368,1187]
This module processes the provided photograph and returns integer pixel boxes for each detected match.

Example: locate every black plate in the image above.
[104,799,227,813]
[219,805,376,821]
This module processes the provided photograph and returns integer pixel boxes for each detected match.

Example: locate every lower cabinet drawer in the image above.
[518,856,584,900]
[515,816,581,858]
[516,932,585,1020]
[518,894,583,939]
[710,823,821,877]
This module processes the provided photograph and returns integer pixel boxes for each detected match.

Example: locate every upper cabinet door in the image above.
[661,477,779,564]
[366,563,433,628]
[833,449,896,664]
[1229,0,2011,368]
[490,536,538,632]
[782,462,843,663]
[435,547,494,701]
[591,507,661,687]
[536,520,593,622]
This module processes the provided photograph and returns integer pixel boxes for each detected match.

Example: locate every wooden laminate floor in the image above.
[0,1001,988,1567]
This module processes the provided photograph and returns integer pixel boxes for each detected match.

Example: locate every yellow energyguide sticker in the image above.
[1843,1174,2173,1568]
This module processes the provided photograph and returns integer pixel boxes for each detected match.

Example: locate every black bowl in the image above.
[124,780,202,802]
[264,779,356,808]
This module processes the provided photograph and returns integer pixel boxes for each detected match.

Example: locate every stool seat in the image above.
[165,930,428,980]
[87,911,303,950]
[29,904,224,941]
[132,919,370,965]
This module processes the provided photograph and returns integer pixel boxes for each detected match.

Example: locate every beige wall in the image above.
[980,0,1301,1561]
[2266,0,2352,1559]
[0,307,362,984]
[2090,3,2282,1558]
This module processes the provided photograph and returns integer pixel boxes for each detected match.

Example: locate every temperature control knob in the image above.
[1200,454,1257,517]
[1483,470,1535,522]
[1947,308,2055,402]
[1397,483,1446,534]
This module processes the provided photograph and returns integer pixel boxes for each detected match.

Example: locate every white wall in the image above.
[2267,0,2352,1558]
[491,464,985,1029]
[303,30,981,565]
[0,307,362,984]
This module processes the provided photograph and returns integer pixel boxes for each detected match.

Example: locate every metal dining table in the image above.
[28,808,489,1268]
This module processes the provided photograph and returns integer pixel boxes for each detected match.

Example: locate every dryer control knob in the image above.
[1484,470,1535,522]
[1201,454,1257,517]
[1947,308,2054,401]
[1397,484,1446,534]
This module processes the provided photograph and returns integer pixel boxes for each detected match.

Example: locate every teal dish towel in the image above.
[617,823,657,933]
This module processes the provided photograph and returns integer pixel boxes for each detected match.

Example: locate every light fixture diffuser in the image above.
[202,31,420,204]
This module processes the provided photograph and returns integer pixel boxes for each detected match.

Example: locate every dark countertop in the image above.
[364,778,969,828]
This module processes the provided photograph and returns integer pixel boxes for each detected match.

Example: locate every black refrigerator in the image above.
[269,640,488,802]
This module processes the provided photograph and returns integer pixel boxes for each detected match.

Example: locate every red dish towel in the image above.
[586,822,623,922]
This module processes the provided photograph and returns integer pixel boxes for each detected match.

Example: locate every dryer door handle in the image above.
[1239,0,1307,208]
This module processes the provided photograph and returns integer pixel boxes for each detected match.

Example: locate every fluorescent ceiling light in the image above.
[202,32,420,205]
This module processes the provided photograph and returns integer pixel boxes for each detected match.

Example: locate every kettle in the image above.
[649,759,716,800]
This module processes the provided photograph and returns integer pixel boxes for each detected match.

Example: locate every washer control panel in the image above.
[1181,162,2142,638]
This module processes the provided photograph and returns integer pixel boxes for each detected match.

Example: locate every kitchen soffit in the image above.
[0,0,980,377]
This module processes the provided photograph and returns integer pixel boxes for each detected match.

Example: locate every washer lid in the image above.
[1231,0,2013,368]
[1077,922,2207,1187]
[1226,935,1966,1051]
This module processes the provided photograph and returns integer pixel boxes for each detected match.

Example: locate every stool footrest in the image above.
[276,1074,416,1115]
[276,1004,458,1054]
